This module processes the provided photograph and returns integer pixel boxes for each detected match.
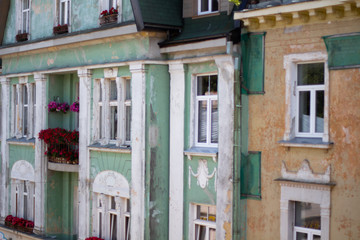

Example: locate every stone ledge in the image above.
[48,162,79,172]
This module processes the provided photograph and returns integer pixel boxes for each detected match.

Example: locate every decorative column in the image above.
[33,73,47,233]
[129,63,146,240]
[168,62,186,240]
[77,68,92,239]
[0,77,10,223]
[215,56,235,240]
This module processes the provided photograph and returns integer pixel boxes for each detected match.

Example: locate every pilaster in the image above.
[0,77,10,223]
[168,62,186,240]
[33,73,47,233]
[77,68,92,240]
[215,56,235,240]
[129,63,146,240]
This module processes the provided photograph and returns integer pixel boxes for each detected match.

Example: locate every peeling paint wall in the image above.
[2,0,135,45]
[144,64,170,240]
[245,18,360,240]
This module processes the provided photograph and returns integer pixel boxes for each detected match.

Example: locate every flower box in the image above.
[16,33,28,42]
[99,14,118,25]
[4,215,34,233]
[53,24,68,34]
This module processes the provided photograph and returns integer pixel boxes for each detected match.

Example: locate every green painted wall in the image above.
[2,36,157,75]
[3,0,134,45]
[183,62,219,239]
[46,171,78,240]
[144,64,170,240]
[47,73,79,130]
[9,144,35,169]
[89,151,131,182]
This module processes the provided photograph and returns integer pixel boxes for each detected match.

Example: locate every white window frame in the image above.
[198,0,218,15]
[194,73,218,147]
[190,204,216,240]
[279,160,331,240]
[21,0,30,33]
[293,225,321,240]
[283,52,329,142]
[93,69,131,146]
[11,78,36,139]
[92,171,130,240]
[57,0,71,26]
[100,0,122,20]
[10,160,35,221]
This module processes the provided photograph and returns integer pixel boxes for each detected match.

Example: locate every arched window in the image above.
[10,160,35,221]
[92,171,130,240]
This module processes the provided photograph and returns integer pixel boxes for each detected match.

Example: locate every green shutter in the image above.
[241,151,261,199]
[323,33,360,69]
[241,32,266,94]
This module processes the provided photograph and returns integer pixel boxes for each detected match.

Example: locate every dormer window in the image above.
[59,0,70,25]
[198,0,218,15]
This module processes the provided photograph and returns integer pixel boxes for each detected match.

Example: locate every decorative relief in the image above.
[281,159,330,184]
[93,170,130,198]
[11,160,35,182]
[104,68,118,78]
[189,159,217,191]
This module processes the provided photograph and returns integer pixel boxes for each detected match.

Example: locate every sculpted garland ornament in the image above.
[189,159,217,191]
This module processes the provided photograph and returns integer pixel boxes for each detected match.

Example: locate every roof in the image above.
[131,0,183,30]
[159,12,239,47]
[0,0,10,45]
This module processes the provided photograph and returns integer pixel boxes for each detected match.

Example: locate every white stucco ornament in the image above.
[11,160,35,182]
[189,159,217,191]
[93,170,130,198]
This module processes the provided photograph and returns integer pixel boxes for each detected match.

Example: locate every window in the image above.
[94,77,131,146]
[198,0,218,15]
[58,0,70,25]
[293,202,321,240]
[10,160,35,222]
[21,0,30,33]
[195,75,218,147]
[296,63,324,138]
[192,204,216,240]
[12,80,36,139]
[283,52,329,143]
[92,171,130,240]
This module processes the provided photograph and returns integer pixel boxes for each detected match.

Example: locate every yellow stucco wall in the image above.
[246,17,360,240]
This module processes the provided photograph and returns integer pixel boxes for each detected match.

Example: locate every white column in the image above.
[27,83,34,139]
[115,77,123,146]
[215,56,235,240]
[0,77,10,223]
[129,63,146,240]
[77,68,92,240]
[168,62,185,240]
[34,73,47,233]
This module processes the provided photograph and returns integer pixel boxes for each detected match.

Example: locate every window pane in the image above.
[208,205,216,222]
[99,106,103,139]
[298,91,310,133]
[99,212,102,238]
[198,101,207,143]
[110,81,117,101]
[195,225,206,240]
[23,0,29,9]
[32,85,36,104]
[23,85,28,104]
[315,90,324,133]
[60,2,65,25]
[209,75,217,95]
[295,202,321,230]
[110,214,117,240]
[110,106,117,140]
[126,80,131,100]
[297,63,324,85]
[313,235,321,240]
[111,196,116,209]
[22,12,27,33]
[209,228,216,240]
[197,76,209,96]
[200,0,209,12]
[125,106,131,142]
[295,232,307,240]
[211,0,218,11]
[211,100,218,143]
[23,106,28,136]
[125,216,131,240]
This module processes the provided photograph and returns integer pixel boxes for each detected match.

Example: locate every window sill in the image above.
[7,137,35,146]
[192,12,220,19]
[278,137,333,149]
[88,142,131,153]
[184,147,218,162]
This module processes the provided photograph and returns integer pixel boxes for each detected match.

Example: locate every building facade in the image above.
[235,0,360,240]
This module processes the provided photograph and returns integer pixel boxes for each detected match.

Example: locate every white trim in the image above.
[198,0,219,15]
[160,38,227,54]
[11,160,35,182]
[0,24,137,56]
[283,52,329,142]
[93,171,130,198]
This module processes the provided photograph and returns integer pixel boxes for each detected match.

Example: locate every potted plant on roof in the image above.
[99,7,118,25]
[53,24,68,34]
